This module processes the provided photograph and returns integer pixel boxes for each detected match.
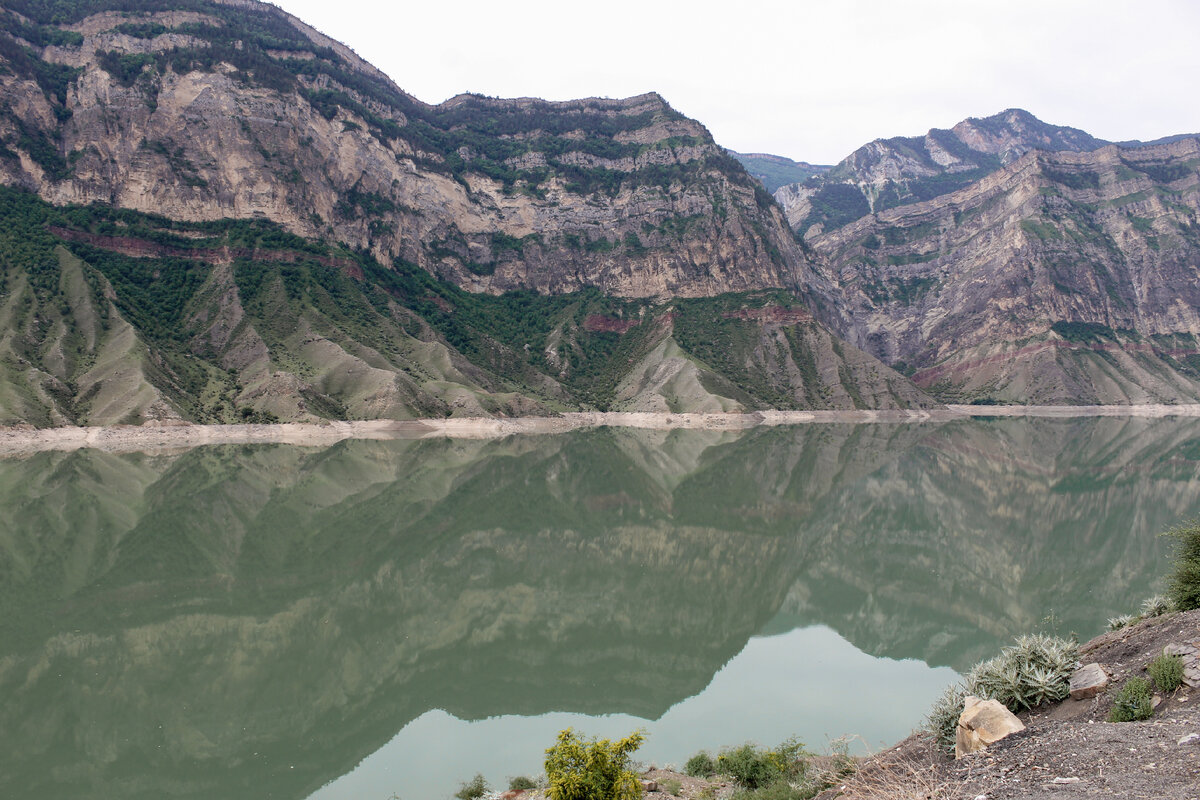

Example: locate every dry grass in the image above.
[811,737,982,800]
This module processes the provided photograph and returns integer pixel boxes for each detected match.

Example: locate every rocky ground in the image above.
[813,609,1200,799]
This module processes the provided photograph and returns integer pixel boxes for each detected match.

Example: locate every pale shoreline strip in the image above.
[3,404,1200,455]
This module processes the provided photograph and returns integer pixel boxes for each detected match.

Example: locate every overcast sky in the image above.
[272,0,1200,165]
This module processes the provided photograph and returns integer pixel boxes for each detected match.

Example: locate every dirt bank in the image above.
[4,405,1200,455]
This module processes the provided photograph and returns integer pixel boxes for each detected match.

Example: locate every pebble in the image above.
[1052,776,1081,784]
[1180,733,1200,746]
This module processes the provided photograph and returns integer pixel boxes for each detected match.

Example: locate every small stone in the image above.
[640,780,657,792]
[1180,733,1200,746]
[1052,777,1081,784]
[1152,694,1163,709]
[1069,663,1109,700]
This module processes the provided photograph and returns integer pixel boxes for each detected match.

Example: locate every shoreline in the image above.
[3,403,1200,455]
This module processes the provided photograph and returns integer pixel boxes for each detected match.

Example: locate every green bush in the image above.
[716,739,807,790]
[924,682,967,754]
[1164,519,1200,610]
[454,774,488,800]
[1148,653,1185,693]
[660,778,682,796]
[684,751,716,777]
[508,775,537,792]
[729,778,810,800]
[544,728,644,800]
[1108,677,1154,722]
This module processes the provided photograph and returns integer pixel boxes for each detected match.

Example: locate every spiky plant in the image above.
[924,682,967,754]
[1108,614,1138,631]
[1140,595,1174,618]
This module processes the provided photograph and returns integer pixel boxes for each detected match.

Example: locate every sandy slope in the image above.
[3,405,1200,455]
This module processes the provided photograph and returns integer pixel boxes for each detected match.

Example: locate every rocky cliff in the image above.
[809,137,1200,403]
[0,0,810,299]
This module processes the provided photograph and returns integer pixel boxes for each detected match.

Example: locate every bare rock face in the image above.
[807,138,1200,403]
[955,695,1025,758]
[0,3,811,301]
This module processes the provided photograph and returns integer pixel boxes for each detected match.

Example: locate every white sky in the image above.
[271,0,1200,165]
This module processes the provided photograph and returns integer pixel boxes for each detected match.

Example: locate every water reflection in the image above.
[1,417,1197,799]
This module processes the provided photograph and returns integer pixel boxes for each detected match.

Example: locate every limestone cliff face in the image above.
[776,109,1110,237]
[808,138,1200,402]
[0,2,810,299]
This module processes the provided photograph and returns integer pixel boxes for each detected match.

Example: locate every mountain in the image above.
[0,0,934,425]
[777,109,1110,237]
[808,136,1200,403]
[729,151,831,193]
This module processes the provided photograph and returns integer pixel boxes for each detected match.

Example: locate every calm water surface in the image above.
[2,417,1197,799]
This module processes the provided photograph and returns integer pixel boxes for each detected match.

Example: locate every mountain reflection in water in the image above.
[1,417,1196,799]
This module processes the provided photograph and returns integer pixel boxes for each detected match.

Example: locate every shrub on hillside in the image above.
[684,751,716,777]
[544,729,644,800]
[1108,677,1154,722]
[1148,652,1185,693]
[716,738,808,790]
[454,774,488,800]
[1164,519,1200,610]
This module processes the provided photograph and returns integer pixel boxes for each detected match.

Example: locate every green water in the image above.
[1,416,1197,799]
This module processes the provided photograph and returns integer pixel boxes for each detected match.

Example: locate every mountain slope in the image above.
[0,0,811,299]
[777,109,1110,237]
[0,185,933,424]
[809,137,1200,403]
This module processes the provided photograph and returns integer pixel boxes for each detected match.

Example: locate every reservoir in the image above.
[0,416,1193,799]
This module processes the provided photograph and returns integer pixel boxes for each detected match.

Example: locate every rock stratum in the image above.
[0,0,930,425]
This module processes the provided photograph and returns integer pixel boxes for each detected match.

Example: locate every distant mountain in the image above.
[729,151,831,193]
[808,135,1200,403]
[776,109,1110,236]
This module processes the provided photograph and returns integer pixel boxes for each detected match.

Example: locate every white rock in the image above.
[955,696,1025,758]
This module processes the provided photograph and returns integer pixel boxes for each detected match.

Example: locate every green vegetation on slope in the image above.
[0,186,902,423]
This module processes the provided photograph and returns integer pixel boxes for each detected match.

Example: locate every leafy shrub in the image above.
[508,775,537,792]
[924,634,1078,752]
[1108,614,1138,631]
[684,751,716,777]
[1164,519,1200,610]
[730,778,809,800]
[716,739,807,790]
[454,774,488,800]
[660,778,682,796]
[544,728,644,800]
[1148,653,1185,693]
[1140,595,1174,618]
[1108,677,1154,722]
